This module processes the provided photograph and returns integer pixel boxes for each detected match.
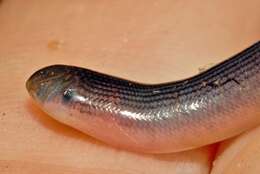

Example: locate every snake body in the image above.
[26,41,260,153]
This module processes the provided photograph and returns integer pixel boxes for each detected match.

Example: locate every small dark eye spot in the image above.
[63,89,74,103]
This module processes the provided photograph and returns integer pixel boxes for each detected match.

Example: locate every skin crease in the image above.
[0,0,259,173]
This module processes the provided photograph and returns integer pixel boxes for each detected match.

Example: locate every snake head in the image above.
[26,65,75,104]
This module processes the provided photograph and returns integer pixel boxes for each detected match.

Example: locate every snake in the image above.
[26,41,260,153]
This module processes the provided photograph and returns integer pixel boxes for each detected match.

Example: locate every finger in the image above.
[211,126,260,174]
[0,0,259,173]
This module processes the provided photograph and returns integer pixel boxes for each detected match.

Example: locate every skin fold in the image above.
[1,0,260,172]
[26,41,260,153]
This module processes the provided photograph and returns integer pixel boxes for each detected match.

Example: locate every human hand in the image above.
[0,0,260,173]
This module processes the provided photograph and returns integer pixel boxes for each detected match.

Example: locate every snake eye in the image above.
[62,89,74,103]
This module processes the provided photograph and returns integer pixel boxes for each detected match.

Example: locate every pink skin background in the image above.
[0,0,260,173]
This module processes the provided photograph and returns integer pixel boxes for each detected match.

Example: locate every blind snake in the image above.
[26,41,260,153]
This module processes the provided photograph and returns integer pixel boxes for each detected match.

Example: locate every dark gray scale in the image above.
[63,41,260,109]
